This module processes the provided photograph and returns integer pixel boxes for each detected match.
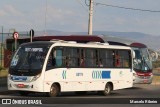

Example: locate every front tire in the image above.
[48,84,60,97]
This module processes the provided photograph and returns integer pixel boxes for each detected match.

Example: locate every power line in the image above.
[85,0,90,7]
[94,2,160,13]
[76,0,89,12]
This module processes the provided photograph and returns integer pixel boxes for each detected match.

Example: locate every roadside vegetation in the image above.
[0,65,8,77]
[153,60,160,68]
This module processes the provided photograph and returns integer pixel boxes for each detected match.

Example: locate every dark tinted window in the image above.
[49,46,131,69]
[99,50,114,68]
[63,47,79,67]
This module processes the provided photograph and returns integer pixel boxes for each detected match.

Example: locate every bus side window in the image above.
[55,49,62,67]
[46,50,55,70]
[46,48,63,70]
[99,58,103,67]
[106,50,114,68]
[99,50,106,67]
[85,49,96,67]
[114,50,131,68]
[63,47,79,67]
[80,49,85,67]
[118,50,131,68]
[115,52,121,67]
[99,49,114,68]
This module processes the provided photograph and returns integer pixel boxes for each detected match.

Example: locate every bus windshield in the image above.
[132,47,152,72]
[9,44,50,75]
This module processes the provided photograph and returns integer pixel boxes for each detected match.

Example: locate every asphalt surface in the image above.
[0,77,7,87]
[0,71,160,105]
[0,85,160,106]
[0,77,8,94]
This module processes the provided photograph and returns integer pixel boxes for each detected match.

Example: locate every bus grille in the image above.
[138,76,151,79]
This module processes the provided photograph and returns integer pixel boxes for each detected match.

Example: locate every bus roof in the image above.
[20,41,53,47]
[19,41,131,50]
[100,35,147,48]
[6,35,147,48]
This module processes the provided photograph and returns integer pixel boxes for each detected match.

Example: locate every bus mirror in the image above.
[148,49,159,62]
[150,51,158,62]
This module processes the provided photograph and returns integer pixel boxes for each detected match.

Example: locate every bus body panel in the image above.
[43,68,133,92]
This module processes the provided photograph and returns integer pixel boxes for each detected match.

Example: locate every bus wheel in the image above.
[103,83,112,96]
[19,91,29,96]
[49,84,60,97]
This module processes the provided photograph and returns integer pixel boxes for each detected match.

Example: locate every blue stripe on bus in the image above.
[102,71,111,79]
[11,76,27,81]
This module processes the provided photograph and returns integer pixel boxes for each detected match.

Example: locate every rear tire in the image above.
[48,84,60,97]
[103,83,112,96]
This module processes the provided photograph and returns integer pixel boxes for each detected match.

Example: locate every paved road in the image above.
[0,84,160,100]
[1,75,160,106]
[0,84,160,106]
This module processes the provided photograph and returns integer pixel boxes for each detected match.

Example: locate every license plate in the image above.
[17,84,25,88]
[144,80,148,83]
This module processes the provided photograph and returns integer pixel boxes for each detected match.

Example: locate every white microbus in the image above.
[8,41,133,97]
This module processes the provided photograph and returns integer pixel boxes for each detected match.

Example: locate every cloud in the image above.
[26,4,88,31]
[0,4,24,17]
[45,5,75,22]
[1,0,160,35]
[114,17,127,25]
[0,10,7,16]
[4,4,24,16]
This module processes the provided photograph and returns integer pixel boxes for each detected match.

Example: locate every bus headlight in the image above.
[8,74,12,80]
[31,74,41,82]
[133,72,137,77]
[133,72,137,81]
[148,72,153,76]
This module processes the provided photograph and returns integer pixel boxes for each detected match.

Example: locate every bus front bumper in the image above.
[8,78,44,92]
[133,75,153,84]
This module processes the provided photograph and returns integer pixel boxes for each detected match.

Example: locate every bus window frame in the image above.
[46,46,132,69]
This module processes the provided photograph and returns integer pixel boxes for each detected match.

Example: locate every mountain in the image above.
[93,31,160,50]
[35,30,71,36]
[38,30,159,50]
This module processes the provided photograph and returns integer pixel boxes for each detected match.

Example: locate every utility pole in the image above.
[1,26,3,66]
[44,0,48,36]
[88,0,93,35]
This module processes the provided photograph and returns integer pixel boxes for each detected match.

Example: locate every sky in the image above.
[1,0,160,35]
